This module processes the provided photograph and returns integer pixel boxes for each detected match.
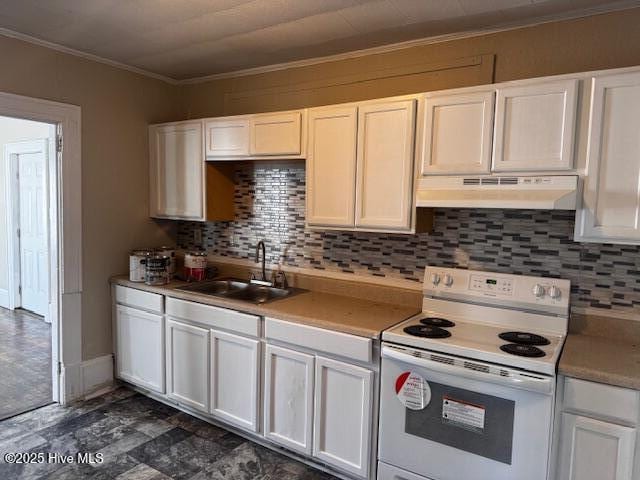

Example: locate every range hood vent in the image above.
[416,175,579,210]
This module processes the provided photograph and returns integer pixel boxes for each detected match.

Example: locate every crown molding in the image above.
[0,1,638,86]
[181,1,640,84]
[0,27,179,85]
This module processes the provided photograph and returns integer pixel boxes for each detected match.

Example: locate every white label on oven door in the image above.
[442,397,485,433]
[395,371,431,410]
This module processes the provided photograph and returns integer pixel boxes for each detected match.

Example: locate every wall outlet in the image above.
[194,229,202,245]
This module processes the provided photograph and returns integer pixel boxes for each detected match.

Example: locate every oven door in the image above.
[378,344,555,480]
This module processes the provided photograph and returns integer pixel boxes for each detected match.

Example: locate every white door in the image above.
[493,79,578,171]
[250,111,302,156]
[422,91,494,175]
[306,106,358,228]
[575,71,640,244]
[149,121,205,220]
[166,319,209,412]
[209,329,260,432]
[355,99,416,231]
[13,140,49,316]
[115,305,164,393]
[264,344,314,455]
[204,117,250,157]
[557,413,636,480]
[313,356,373,478]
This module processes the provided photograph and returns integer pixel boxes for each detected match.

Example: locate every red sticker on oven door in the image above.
[395,371,431,410]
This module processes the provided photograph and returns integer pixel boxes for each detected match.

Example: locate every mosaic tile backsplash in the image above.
[177,163,640,315]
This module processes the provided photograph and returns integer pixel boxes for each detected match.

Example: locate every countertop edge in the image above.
[110,276,417,340]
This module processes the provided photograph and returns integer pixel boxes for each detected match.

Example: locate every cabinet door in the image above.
[355,99,416,231]
[166,319,209,412]
[313,356,373,478]
[264,345,314,455]
[306,106,358,227]
[115,305,164,393]
[149,122,205,220]
[493,79,578,171]
[557,413,636,480]
[204,117,250,157]
[210,329,260,432]
[575,71,640,244]
[250,112,302,156]
[422,91,494,175]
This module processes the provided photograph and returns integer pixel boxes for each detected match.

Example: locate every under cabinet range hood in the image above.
[416,175,579,210]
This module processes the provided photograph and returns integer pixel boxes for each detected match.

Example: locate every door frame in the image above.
[0,91,82,405]
[5,139,52,314]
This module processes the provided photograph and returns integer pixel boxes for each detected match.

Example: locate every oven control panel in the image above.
[424,267,570,315]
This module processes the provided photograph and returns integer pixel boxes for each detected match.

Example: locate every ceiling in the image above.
[0,0,638,82]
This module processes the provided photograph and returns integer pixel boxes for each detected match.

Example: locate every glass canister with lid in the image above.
[144,254,171,286]
[184,251,208,282]
[129,248,153,282]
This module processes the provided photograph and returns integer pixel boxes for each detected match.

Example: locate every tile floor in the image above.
[0,387,339,479]
[0,307,52,420]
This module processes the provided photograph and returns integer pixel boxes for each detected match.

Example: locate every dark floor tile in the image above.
[128,427,193,464]
[0,386,339,480]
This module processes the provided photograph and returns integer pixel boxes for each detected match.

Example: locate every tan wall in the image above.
[0,117,53,293]
[0,35,180,360]
[180,7,640,118]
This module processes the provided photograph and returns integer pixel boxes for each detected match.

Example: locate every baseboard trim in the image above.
[62,354,114,403]
[0,288,10,309]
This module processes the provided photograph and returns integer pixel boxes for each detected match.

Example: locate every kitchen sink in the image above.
[177,278,304,304]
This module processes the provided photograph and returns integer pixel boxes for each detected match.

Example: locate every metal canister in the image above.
[184,251,207,282]
[144,254,171,286]
[129,248,152,282]
[154,246,176,276]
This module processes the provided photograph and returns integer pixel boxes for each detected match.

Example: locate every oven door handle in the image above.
[382,345,554,395]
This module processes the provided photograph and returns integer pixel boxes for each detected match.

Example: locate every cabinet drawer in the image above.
[563,377,639,425]
[166,297,260,337]
[114,285,163,314]
[264,317,372,363]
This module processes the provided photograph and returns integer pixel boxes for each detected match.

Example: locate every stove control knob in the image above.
[443,274,454,287]
[548,286,561,299]
[430,273,441,286]
[532,284,546,298]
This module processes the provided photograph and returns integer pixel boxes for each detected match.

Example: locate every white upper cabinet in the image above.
[205,110,304,159]
[209,329,260,432]
[306,106,358,228]
[422,90,494,175]
[204,117,250,157]
[250,111,302,156]
[575,71,640,244]
[493,79,578,171]
[149,121,205,220]
[355,99,416,231]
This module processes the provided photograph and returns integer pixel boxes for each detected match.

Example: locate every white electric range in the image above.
[378,267,570,480]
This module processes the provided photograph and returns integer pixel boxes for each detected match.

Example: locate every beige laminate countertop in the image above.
[559,314,640,390]
[111,276,419,339]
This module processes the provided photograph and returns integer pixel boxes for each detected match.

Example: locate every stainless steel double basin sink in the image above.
[177,278,303,304]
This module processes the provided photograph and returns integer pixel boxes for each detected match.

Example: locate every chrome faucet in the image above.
[255,240,267,282]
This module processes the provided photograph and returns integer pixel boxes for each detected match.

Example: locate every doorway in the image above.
[0,116,55,419]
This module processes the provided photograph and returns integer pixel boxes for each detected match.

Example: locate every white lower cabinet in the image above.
[557,413,636,480]
[210,329,260,432]
[165,319,209,413]
[115,304,164,393]
[264,344,315,455]
[313,356,374,479]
